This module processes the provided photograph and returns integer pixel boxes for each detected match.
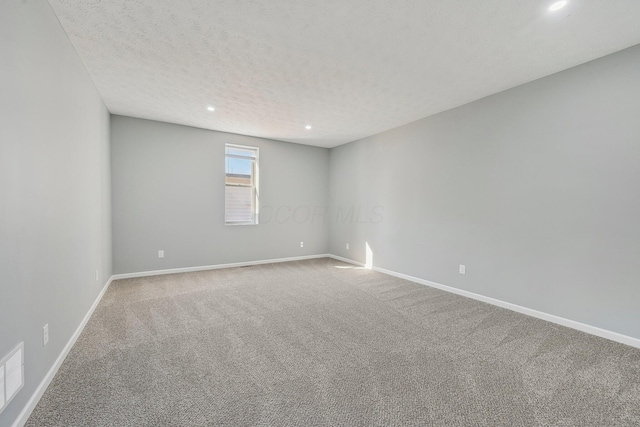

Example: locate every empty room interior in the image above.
[2,0,640,426]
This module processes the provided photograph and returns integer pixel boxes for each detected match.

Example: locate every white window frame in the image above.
[225,143,259,225]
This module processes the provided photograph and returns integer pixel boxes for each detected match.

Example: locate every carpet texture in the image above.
[26,258,640,426]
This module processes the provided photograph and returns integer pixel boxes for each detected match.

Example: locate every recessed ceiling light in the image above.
[305,125,312,130]
[549,1,568,11]
[207,106,215,112]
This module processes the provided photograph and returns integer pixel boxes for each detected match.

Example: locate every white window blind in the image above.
[225,144,258,225]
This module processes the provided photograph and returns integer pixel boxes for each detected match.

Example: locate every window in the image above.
[225,144,259,225]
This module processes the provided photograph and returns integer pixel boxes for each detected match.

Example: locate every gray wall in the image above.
[111,116,329,274]
[329,44,640,339]
[0,1,112,425]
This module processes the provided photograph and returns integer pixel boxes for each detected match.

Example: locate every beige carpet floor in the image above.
[27,258,640,426]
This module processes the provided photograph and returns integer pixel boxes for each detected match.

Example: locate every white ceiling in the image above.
[48,0,640,148]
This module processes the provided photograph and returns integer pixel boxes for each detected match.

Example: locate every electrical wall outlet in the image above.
[346,243,349,250]
[300,241,304,248]
[158,250,164,258]
[459,264,466,275]
[95,270,99,282]
[42,324,49,346]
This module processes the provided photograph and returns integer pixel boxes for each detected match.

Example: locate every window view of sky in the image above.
[225,147,256,176]
[226,157,252,175]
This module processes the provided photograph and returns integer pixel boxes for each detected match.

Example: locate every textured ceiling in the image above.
[48,0,640,148]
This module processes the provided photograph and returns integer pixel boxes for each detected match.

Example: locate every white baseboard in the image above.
[327,254,640,349]
[12,276,114,427]
[111,254,332,280]
[328,254,366,267]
